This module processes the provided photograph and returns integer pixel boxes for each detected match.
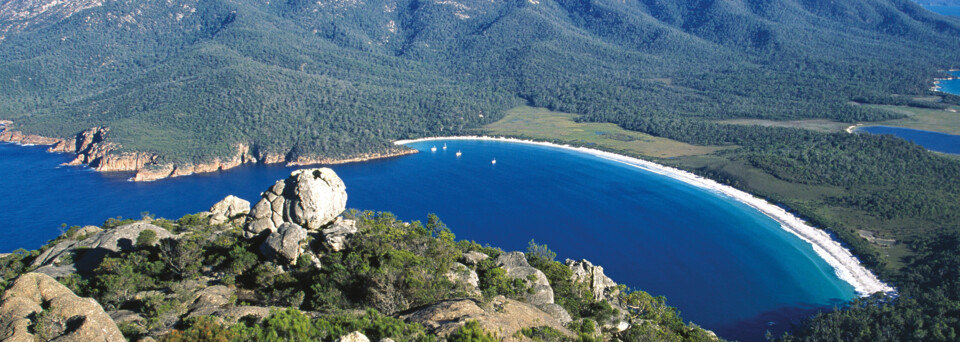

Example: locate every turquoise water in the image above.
[0,138,856,340]
[857,126,960,155]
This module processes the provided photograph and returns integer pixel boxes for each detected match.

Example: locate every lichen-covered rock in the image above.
[321,218,357,252]
[462,251,489,265]
[72,226,103,239]
[216,306,273,325]
[402,297,572,341]
[494,252,554,306]
[245,168,347,238]
[566,259,618,301]
[566,259,629,329]
[31,222,174,274]
[336,331,371,342]
[445,263,480,296]
[210,195,251,224]
[260,223,308,265]
[0,273,125,342]
[187,286,235,318]
[494,252,572,323]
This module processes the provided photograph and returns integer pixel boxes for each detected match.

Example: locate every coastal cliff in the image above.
[0,123,417,182]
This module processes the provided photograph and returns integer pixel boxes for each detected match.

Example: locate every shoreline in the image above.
[395,136,895,296]
[0,124,419,182]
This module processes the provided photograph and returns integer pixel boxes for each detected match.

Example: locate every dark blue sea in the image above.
[0,139,856,341]
[857,126,960,155]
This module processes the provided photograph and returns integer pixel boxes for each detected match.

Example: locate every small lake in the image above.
[0,139,857,341]
[925,5,960,17]
[856,126,960,155]
[935,70,960,96]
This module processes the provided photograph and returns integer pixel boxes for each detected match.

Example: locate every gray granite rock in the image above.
[210,195,251,224]
[260,222,308,265]
[462,251,489,265]
[321,218,357,252]
[31,222,174,274]
[336,331,370,342]
[245,168,347,238]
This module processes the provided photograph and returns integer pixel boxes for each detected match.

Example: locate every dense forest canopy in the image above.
[1,0,959,163]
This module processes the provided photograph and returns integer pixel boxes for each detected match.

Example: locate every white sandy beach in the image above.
[395,136,895,296]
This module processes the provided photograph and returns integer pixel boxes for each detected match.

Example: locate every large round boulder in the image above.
[246,168,347,238]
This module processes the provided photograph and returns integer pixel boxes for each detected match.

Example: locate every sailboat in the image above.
[491,158,496,165]
[456,150,462,157]
[430,145,437,152]
[442,143,447,150]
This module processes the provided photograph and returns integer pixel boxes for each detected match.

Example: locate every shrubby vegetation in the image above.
[0,211,718,341]
[163,309,436,342]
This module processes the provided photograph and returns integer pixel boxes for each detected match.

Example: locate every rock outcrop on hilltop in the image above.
[494,252,572,324]
[566,259,619,301]
[261,223,309,265]
[245,168,348,237]
[209,195,251,225]
[0,273,125,341]
[31,222,174,276]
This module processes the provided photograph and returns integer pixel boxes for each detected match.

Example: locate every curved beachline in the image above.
[395,136,895,296]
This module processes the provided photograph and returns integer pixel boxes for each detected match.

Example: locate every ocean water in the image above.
[857,126,960,155]
[0,139,856,340]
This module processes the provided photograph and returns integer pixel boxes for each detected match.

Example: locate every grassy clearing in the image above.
[718,104,960,136]
[482,106,726,158]
[716,119,851,133]
[861,104,960,135]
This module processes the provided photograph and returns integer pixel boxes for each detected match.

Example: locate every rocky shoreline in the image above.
[0,123,418,182]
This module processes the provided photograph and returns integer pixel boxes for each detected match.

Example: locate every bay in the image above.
[857,126,960,155]
[0,139,856,341]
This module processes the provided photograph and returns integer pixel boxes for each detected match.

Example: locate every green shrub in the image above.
[136,230,158,248]
[448,320,498,342]
[162,316,238,342]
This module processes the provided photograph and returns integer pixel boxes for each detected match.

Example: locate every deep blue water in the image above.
[857,126,960,155]
[0,139,857,340]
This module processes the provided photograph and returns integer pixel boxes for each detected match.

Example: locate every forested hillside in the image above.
[1,0,958,164]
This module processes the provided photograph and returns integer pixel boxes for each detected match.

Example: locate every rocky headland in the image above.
[0,123,417,182]
[0,167,720,341]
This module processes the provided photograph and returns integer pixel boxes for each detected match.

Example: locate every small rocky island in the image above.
[0,168,719,341]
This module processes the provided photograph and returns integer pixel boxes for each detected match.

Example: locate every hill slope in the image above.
[0,0,958,166]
